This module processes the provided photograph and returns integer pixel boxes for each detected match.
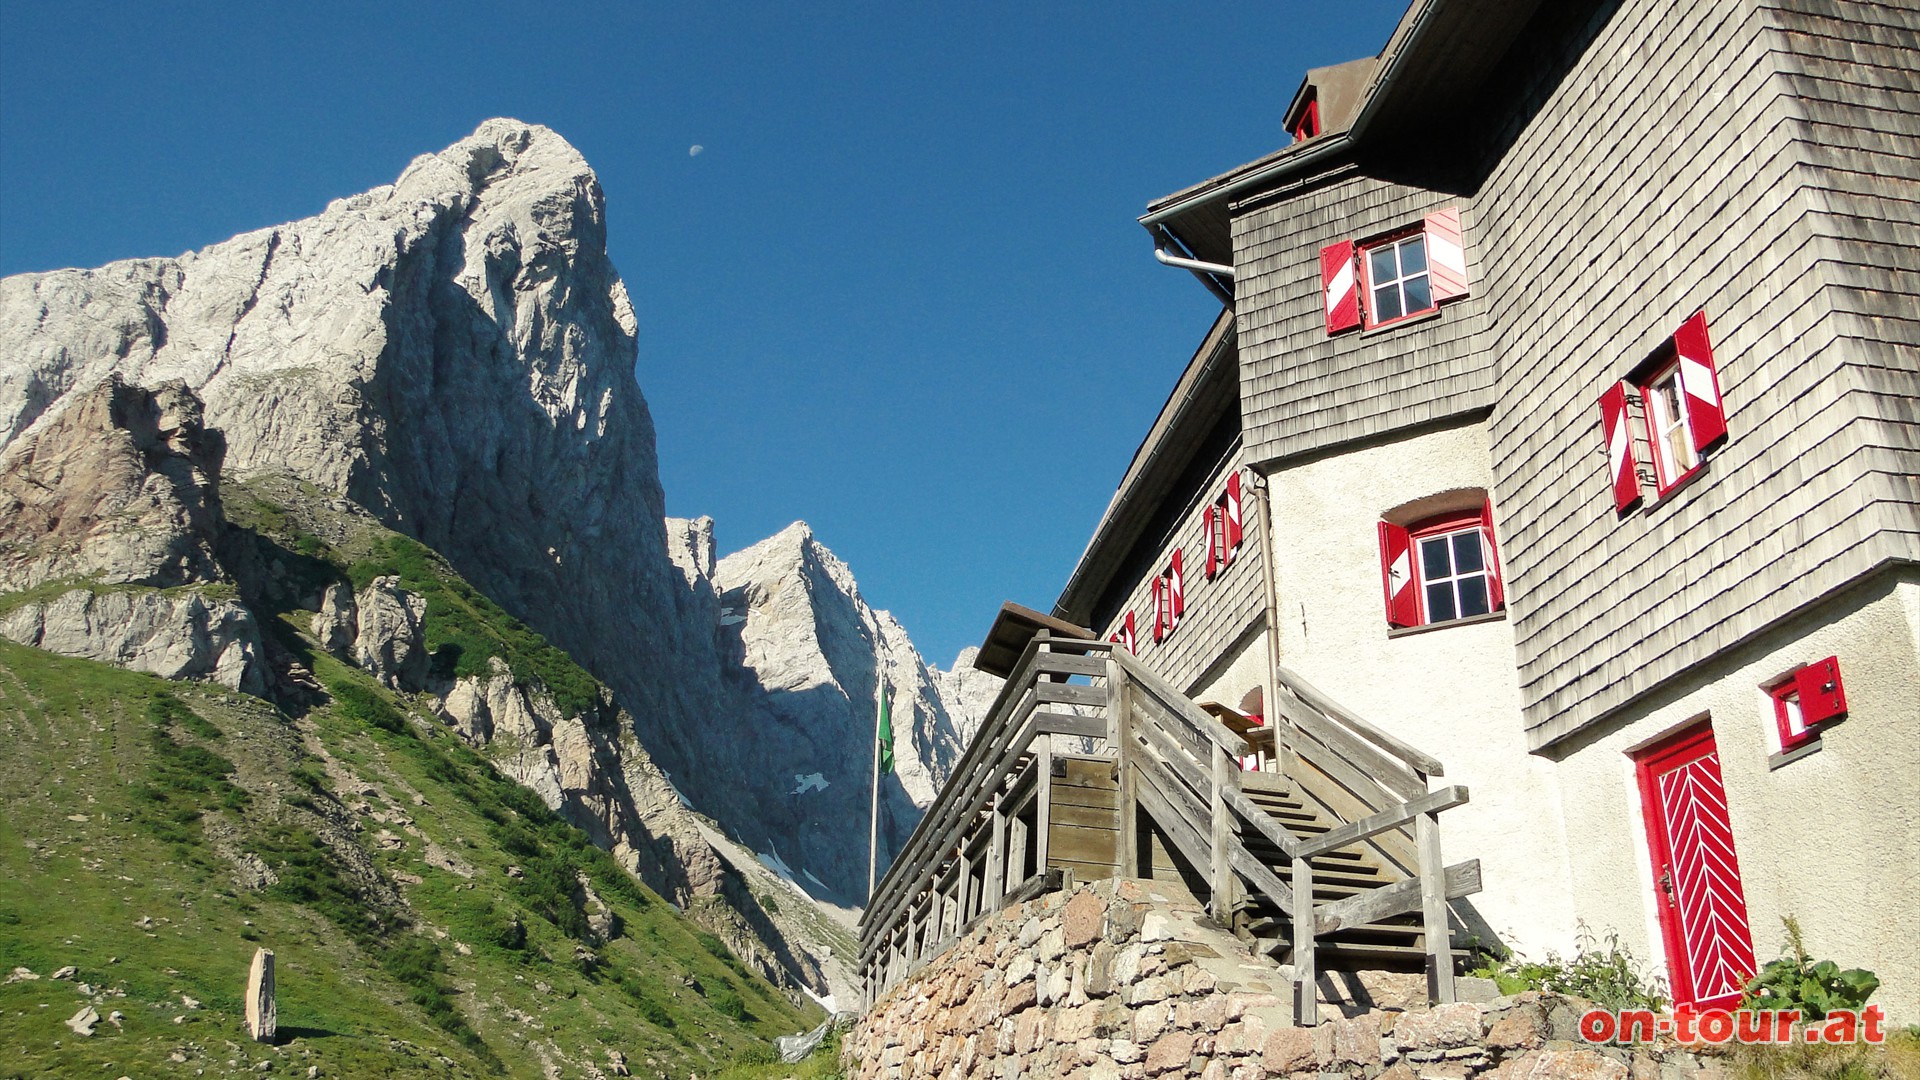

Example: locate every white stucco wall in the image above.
[1552,573,1920,1022]
[1264,419,1580,956]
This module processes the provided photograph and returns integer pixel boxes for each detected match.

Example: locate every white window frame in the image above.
[1641,360,1700,492]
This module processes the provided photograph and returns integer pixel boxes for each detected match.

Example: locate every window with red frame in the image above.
[1290,96,1321,142]
[1364,230,1434,327]
[1152,550,1185,643]
[1598,311,1728,511]
[1108,611,1137,655]
[1765,656,1847,754]
[1320,208,1468,334]
[1204,474,1244,579]
[1378,499,1504,629]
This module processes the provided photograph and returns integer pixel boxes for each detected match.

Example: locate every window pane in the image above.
[1374,286,1402,322]
[1452,532,1483,573]
[1400,237,1427,275]
[1403,273,1432,312]
[1421,536,1452,579]
[1370,246,1398,281]
[1426,583,1456,622]
[1458,576,1489,617]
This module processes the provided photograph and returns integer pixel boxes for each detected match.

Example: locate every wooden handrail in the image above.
[1274,662,1444,777]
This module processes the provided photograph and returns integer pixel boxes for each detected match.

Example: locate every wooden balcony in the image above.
[857,633,1482,1024]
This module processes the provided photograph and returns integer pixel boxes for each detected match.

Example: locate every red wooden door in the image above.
[1634,723,1758,1009]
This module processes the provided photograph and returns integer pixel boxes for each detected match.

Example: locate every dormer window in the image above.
[1291,95,1322,142]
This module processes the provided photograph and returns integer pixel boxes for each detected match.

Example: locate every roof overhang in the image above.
[973,603,1095,678]
[1053,307,1238,627]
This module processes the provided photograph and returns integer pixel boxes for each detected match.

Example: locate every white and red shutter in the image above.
[1673,310,1728,451]
[1321,240,1360,333]
[1151,579,1168,643]
[1424,207,1469,302]
[1793,656,1847,725]
[1225,472,1243,551]
[1599,381,1643,513]
[1169,550,1185,625]
[1479,496,1505,611]
[1109,611,1137,655]
[1204,505,1221,579]
[1377,521,1420,627]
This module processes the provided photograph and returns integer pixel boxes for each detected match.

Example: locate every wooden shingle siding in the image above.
[1234,177,1494,467]
[1474,0,1920,746]
[1097,452,1268,696]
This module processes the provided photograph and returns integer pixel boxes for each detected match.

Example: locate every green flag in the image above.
[877,684,895,775]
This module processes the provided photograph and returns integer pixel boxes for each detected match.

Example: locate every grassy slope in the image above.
[0,633,822,1079]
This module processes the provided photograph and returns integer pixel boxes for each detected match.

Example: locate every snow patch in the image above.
[791,772,828,795]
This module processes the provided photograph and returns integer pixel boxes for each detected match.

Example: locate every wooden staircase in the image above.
[1233,772,1465,972]
[858,635,1482,1023]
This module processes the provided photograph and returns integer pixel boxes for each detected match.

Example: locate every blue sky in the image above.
[1,1,1406,669]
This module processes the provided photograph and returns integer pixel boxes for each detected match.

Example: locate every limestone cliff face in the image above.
[0,120,996,937]
[674,522,993,906]
[0,119,703,746]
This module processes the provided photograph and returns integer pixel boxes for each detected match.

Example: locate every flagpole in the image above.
[866,676,884,903]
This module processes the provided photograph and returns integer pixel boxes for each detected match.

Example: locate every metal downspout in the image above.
[1247,470,1291,775]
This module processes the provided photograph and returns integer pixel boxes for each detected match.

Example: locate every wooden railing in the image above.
[858,636,1479,1024]
[857,633,1112,1004]
[1112,652,1477,1024]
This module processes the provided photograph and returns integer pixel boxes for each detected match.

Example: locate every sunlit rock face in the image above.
[0,118,998,916]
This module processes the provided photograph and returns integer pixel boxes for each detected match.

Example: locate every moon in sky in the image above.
[689,145,704,157]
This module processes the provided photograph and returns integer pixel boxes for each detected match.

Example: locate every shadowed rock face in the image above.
[0,374,226,592]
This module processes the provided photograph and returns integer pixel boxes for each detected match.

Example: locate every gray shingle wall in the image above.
[1767,0,1920,563]
[1227,0,1918,748]
[1096,454,1267,696]
[1482,0,1920,746]
[1233,177,1494,466]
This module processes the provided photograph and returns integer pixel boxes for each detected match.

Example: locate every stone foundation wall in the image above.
[849,878,1715,1080]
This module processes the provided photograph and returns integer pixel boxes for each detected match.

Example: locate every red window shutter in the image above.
[1226,472,1243,549]
[1204,506,1220,579]
[1673,311,1728,451]
[1793,656,1847,725]
[1124,611,1136,654]
[1599,381,1643,513]
[1170,550,1185,622]
[1480,496,1505,611]
[1321,240,1360,333]
[1424,207,1469,301]
[1377,521,1420,627]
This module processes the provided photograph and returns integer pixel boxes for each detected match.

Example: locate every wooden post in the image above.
[1113,662,1138,878]
[1417,810,1457,1004]
[1034,734,1054,872]
[1292,853,1316,1026]
[986,787,1008,908]
[1210,745,1236,921]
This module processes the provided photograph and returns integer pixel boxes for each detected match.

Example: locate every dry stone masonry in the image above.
[850,879,1716,1080]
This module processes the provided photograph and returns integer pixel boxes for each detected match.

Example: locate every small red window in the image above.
[1152,552,1185,643]
[1291,96,1321,142]
[1768,656,1847,752]
[1109,611,1137,655]
[1204,475,1243,579]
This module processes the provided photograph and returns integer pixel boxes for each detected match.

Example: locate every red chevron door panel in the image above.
[1635,723,1757,1009]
